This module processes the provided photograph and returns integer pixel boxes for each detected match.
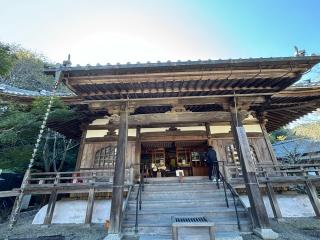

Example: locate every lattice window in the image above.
[225,143,240,164]
[94,146,117,168]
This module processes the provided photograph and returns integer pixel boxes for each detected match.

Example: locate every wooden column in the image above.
[230,107,270,229]
[305,180,320,217]
[43,189,57,225]
[85,187,95,224]
[266,182,283,220]
[75,124,88,170]
[108,104,128,234]
[258,117,278,164]
[135,126,141,179]
[205,122,211,139]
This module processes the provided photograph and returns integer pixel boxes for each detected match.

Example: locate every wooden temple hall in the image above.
[5,56,320,239]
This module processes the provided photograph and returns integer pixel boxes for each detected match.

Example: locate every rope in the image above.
[6,73,61,238]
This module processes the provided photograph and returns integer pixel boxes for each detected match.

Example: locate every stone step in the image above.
[122,219,251,233]
[130,189,227,196]
[123,231,243,240]
[136,184,222,192]
[129,191,230,201]
[141,180,223,189]
[123,178,251,239]
[144,176,210,183]
[127,198,237,208]
[123,214,248,225]
[125,206,247,217]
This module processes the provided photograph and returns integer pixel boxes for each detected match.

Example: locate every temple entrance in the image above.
[141,140,209,177]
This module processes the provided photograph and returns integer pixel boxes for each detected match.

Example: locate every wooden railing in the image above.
[222,162,320,180]
[26,168,132,186]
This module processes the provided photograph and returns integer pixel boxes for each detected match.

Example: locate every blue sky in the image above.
[1,0,320,65]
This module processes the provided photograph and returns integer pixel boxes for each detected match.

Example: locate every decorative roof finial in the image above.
[294,46,305,57]
[62,54,72,66]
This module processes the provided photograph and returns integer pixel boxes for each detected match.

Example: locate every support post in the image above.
[107,103,128,238]
[43,189,58,225]
[230,107,278,239]
[135,126,141,180]
[85,187,95,224]
[266,182,283,220]
[205,122,211,139]
[305,180,320,217]
[258,116,278,164]
[75,124,88,170]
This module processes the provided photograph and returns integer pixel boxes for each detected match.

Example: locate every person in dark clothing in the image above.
[206,146,219,182]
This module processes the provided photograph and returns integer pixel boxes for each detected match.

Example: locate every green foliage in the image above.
[2,46,55,91]
[0,97,79,173]
[269,127,296,143]
[0,42,15,76]
[0,42,70,93]
[0,145,33,173]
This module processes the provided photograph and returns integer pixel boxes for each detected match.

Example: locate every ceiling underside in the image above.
[72,76,298,100]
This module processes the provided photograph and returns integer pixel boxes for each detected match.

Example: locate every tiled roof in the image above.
[44,55,320,74]
[273,138,320,158]
[0,84,67,97]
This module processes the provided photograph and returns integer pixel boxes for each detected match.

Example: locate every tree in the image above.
[1,45,54,91]
[40,129,78,172]
[0,43,70,93]
[0,42,15,76]
[293,123,320,140]
[0,97,80,173]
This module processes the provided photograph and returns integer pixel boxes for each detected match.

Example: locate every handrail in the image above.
[217,170,241,231]
[134,164,145,234]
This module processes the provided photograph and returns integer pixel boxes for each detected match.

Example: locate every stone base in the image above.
[253,228,279,239]
[104,233,123,240]
[275,217,285,223]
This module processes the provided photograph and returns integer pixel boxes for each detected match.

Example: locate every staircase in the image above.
[122,176,252,240]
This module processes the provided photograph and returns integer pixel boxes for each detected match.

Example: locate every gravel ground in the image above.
[1,211,320,240]
[243,217,320,240]
[0,211,106,240]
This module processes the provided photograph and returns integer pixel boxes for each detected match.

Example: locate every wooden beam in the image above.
[0,190,20,198]
[84,187,95,224]
[127,111,235,126]
[266,182,283,220]
[86,95,266,110]
[87,111,247,128]
[80,86,275,97]
[108,104,128,234]
[305,180,320,217]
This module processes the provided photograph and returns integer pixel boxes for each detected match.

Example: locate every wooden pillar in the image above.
[85,187,95,224]
[266,182,283,220]
[135,126,141,180]
[230,107,270,229]
[108,104,128,234]
[258,117,278,164]
[205,122,211,139]
[305,180,320,217]
[75,124,88,170]
[43,189,58,225]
